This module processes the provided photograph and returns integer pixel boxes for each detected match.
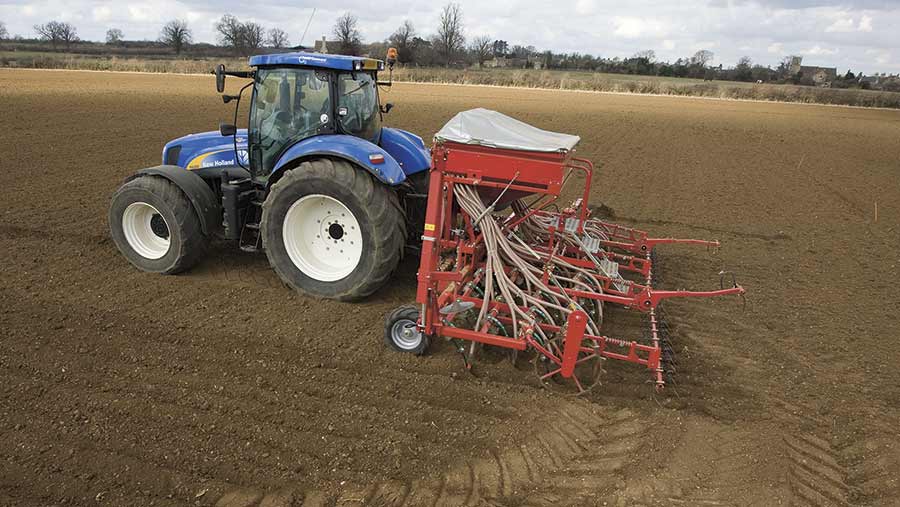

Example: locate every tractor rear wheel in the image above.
[261,158,406,301]
[108,175,208,274]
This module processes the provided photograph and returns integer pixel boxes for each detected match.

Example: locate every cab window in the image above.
[337,72,381,143]
[249,68,331,176]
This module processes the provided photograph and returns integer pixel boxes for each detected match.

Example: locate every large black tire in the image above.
[261,158,406,301]
[108,175,208,274]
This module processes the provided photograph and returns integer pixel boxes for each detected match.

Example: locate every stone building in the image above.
[788,56,837,86]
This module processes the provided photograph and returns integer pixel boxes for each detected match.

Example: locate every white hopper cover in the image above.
[434,108,580,153]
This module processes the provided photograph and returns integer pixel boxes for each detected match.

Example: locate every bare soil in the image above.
[1,69,899,506]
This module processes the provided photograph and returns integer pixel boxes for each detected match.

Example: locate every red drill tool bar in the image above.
[414,140,744,392]
[530,210,722,254]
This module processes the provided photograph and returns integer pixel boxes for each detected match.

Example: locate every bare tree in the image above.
[332,12,362,56]
[436,2,465,66]
[777,55,800,78]
[0,21,8,41]
[34,21,78,50]
[242,21,265,52]
[735,56,753,81]
[491,40,508,57]
[633,49,656,62]
[268,27,289,48]
[106,28,124,45]
[691,49,714,67]
[469,35,492,66]
[389,20,416,64]
[216,14,244,52]
[215,14,267,55]
[160,20,192,55]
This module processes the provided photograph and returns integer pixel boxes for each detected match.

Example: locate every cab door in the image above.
[248,67,334,180]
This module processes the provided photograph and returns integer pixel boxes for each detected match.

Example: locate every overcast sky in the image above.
[1,0,898,74]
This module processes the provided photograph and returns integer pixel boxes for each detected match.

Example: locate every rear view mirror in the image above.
[215,64,226,93]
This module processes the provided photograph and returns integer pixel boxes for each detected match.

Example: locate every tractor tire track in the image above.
[208,402,608,507]
[769,397,853,507]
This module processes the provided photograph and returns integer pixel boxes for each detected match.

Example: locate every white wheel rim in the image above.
[391,319,422,350]
[282,194,363,282]
[122,202,171,260]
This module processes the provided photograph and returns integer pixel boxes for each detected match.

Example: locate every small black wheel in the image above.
[384,305,429,355]
[108,175,208,274]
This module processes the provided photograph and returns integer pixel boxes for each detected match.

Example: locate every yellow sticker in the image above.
[424,223,436,231]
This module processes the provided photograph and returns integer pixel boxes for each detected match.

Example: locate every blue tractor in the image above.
[108,51,429,300]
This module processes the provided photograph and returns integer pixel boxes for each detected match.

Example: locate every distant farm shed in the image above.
[313,36,341,54]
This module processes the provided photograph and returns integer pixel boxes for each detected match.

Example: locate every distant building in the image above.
[801,66,837,86]
[789,56,837,86]
[483,56,509,68]
[313,36,341,54]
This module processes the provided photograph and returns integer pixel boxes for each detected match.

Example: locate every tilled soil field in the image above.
[1,69,899,507]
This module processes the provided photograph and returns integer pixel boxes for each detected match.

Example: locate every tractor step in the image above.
[239,199,264,252]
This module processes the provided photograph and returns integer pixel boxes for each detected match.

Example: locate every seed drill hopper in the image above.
[385,109,744,392]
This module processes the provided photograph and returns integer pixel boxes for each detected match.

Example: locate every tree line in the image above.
[1,7,895,90]
[0,15,292,55]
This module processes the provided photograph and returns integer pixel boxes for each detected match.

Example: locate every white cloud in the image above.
[611,16,667,39]
[825,11,875,33]
[803,44,838,56]
[661,39,675,50]
[858,14,873,32]
[92,5,111,22]
[866,49,891,65]
[768,42,784,53]
[126,4,152,22]
[575,0,596,15]
[825,16,856,32]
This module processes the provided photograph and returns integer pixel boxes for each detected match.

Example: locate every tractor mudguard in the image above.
[379,128,431,176]
[271,135,406,187]
[126,165,220,235]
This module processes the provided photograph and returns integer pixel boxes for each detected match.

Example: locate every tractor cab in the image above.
[236,54,388,179]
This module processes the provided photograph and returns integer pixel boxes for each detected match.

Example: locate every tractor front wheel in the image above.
[261,158,406,301]
[108,175,208,274]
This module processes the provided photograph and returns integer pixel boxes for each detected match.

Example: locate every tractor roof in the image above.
[248,52,384,72]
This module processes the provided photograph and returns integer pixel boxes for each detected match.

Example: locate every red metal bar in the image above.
[560,311,589,378]
[603,237,721,255]
[531,245,651,276]
[436,324,528,350]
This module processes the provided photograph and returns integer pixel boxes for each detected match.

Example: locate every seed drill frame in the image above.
[412,141,744,392]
